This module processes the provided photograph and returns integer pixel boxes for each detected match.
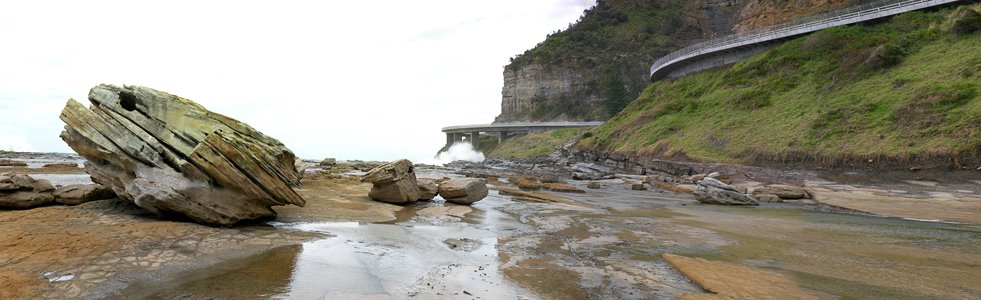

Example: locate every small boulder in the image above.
[694,178,758,206]
[752,185,811,200]
[587,181,602,189]
[53,184,117,205]
[320,158,337,168]
[417,178,439,201]
[438,178,488,205]
[361,159,420,203]
[631,183,647,191]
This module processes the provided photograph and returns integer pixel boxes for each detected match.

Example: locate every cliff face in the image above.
[495,0,860,123]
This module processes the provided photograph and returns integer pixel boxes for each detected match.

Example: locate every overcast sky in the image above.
[0,0,595,161]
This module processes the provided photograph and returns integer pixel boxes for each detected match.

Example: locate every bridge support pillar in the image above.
[499,131,511,143]
[445,133,454,149]
[470,131,480,150]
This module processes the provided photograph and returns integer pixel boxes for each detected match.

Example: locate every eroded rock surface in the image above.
[58,84,305,225]
[361,159,420,203]
[693,178,758,205]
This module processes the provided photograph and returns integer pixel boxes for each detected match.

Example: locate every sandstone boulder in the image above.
[693,178,758,206]
[631,183,647,191]
[438,178,488,205]
[59,84,305,225]
[587,181,601,189]
[417,178,439,201]
[361,159,420,203]
[319,158,337,167]
[53,184,117,205]
[0,173,56,209]
[752,185,811,200]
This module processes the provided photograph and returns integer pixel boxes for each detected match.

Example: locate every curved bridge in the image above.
[442,122,604,150]
[650,0,964,81]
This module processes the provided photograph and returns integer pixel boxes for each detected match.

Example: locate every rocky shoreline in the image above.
[1,85,978,299]
[2,151,980,298]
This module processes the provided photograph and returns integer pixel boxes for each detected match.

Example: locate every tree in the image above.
[602,71,630,117]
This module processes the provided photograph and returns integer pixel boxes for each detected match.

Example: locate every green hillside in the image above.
[571,4,981,166]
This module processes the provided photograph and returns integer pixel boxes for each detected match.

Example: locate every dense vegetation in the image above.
[576,4,981,165]
[507,0,691,120]
[486,129,588,159]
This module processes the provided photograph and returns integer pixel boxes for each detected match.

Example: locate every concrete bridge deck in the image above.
[441,122,603,150]
[649,0,964,81]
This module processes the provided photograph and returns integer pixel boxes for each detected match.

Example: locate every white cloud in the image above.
[0,0,595,161]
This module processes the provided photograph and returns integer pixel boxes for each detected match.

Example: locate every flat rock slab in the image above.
[59,84,304,225]
[662,253,818,300]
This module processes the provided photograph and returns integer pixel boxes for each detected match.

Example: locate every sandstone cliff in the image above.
[495,0,861,123]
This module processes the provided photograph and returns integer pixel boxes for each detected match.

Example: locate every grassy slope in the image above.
[577,5,981,165]
[486,129,588,159]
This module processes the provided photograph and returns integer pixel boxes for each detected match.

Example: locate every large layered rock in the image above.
[693,178,758,206]
[438,178,489,205]
[361,159,420,203]
[59,84,305,225]
[0,173,55,209]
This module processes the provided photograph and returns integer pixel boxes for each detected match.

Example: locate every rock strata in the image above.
[693,178,758,205]
[0,173,55,209]
[58,84,305,225]
[361,159,420,203]
[53,184,116,205]
[438,178,488,205]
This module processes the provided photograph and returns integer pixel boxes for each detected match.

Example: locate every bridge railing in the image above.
[650,0,953,80]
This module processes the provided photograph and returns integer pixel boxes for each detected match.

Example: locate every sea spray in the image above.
[427,142,485,165]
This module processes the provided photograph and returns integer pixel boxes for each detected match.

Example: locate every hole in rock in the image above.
[119,91,138,111]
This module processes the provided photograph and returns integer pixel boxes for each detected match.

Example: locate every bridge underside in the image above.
[441,122,603,151]
[650,41,781,81]
[444,131,524,151]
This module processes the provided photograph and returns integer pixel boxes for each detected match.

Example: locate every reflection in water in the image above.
[275,222,525,299]
[112,244,301,299]
[113,196,534,299]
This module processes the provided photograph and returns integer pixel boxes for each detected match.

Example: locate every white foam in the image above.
[425,142,485,165]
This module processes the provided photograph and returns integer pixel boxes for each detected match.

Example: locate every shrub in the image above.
[951,7,981,34]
